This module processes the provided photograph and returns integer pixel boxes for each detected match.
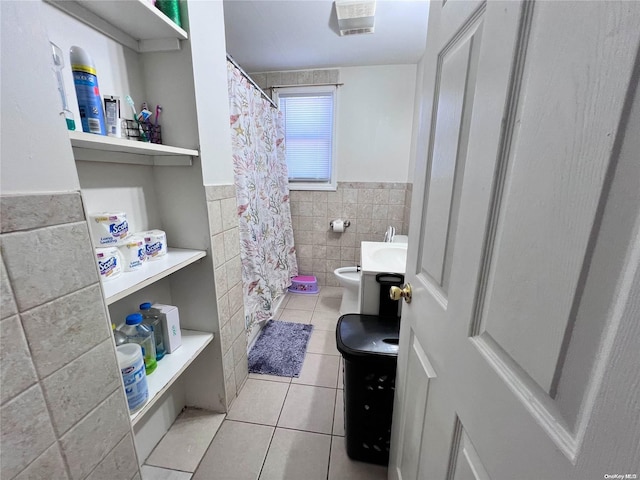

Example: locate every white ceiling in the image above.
[223,0,429,73]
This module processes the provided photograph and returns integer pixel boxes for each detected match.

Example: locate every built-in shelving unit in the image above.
[131,329,214,425]
[43,0,227,467]
[69,131,198,166]
[45,0,187,52]
[102,248,206,305]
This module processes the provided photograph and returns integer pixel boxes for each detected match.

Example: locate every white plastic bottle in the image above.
[118,314,157,375]
[70,46,107,135]
[116,343,148,414]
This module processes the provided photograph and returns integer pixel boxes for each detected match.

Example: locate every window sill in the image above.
[288,182,337,192]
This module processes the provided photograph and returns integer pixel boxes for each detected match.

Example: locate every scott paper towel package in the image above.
[143,230,167,261]
[152,303,181,353]
[89,212,130,246]
[95,247,122,281]
[118,235,146,272]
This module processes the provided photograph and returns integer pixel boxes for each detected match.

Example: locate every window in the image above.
[274,85,337,190]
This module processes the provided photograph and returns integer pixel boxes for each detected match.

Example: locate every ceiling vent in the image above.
[335,0,376,36]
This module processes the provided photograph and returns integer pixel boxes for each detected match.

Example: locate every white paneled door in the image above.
[390,1,640,479]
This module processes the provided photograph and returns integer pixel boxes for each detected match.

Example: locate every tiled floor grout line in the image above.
[257,424,277,480]
[143,463,194,475]
[225,418,335,437]
[327,434,334,480]
[256,379,292,479]
[254,302,292,479]
[188,295,345,480]
[188,415,226,478]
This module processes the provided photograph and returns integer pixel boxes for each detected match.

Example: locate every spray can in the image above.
[70,46,107,135]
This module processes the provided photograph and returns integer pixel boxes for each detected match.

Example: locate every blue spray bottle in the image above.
[70,46,107,135]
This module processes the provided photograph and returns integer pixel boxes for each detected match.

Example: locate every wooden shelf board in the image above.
[45,0,187,52]
[102,248,206,305]
[70,131,198,159]
[130,330,214,425]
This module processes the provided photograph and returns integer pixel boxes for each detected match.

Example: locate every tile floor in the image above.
[142,287,388,480]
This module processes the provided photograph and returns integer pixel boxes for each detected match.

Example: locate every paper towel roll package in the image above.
[95,247,123,281]
[143,230,167,260]
[118,235,146,271]
[89,212,130,246]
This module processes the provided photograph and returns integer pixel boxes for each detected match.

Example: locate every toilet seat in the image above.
[335,266,360,285]
[334,266,361,315]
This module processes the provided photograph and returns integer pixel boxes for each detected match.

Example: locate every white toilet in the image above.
[334,266,361,315]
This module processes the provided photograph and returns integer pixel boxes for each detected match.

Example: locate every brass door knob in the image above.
[390,284,412,304]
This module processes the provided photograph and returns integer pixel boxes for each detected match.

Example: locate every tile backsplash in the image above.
[250,69,340,97]
[0,193,139,480]
[290,182,412,286]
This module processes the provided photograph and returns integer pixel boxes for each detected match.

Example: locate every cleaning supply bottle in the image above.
[112,323,127,346]
[156,0,182,28]
[70,46,107,135]
[116,343,148,414]
[118,314,157,375]
[139,302,166,360]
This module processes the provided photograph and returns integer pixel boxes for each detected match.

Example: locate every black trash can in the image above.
[336,314,400,465]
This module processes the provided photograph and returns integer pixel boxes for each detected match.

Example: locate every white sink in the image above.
[371,246,407,265]
[361,241,408,274]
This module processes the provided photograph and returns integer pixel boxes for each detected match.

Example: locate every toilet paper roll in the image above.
[143,230,167,261]
[118,235,146,271]
[89,212,130,247]
[95,247,122,281]
[331,219,345,233]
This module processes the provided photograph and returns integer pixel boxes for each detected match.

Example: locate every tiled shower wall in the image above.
[0,193,139,480]
[250,69,340,96]
[205,185,247,409]
[290,182,412,286]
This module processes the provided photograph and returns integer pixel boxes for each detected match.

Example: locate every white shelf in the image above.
[131,329,214,425]
[103,248,206,305]
[45,0,188,52]
[70,131,198,166]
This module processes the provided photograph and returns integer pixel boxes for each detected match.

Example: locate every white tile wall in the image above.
[59,390,130,479]
[0,193,139,480]
[206,185,247,409]
[2,222,97,310]
[0,315,38,404]
[41,340,120,435]
[1,384,57,478]
[13,442,68,480]
[290,182,412,286]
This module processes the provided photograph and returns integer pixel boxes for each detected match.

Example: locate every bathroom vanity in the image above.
[359,240,408,316]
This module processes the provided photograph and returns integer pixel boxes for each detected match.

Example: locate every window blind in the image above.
[280,92,334,182]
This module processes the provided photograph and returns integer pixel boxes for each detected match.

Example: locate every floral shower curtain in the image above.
[227,61,298,332]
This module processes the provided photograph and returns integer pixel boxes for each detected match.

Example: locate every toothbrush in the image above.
[125,95,148,142]
[153,105,162,143]
[154,105,162,127]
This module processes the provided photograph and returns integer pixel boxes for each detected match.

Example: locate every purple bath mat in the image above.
[248,320,314,377]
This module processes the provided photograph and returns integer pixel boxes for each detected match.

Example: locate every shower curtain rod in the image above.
[226,54,278,108]
[270,83,344,89]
